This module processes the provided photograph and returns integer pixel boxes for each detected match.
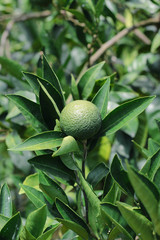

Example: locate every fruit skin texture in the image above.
[60,100,102,140]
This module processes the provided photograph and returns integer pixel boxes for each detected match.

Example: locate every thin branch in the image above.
[90,15,160,65]
[116,13,151,45]
[0,10,52,56]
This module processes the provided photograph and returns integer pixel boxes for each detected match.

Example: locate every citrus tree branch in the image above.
[90,15,160,65]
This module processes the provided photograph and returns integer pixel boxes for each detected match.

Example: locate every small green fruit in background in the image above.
[60,100,102,140]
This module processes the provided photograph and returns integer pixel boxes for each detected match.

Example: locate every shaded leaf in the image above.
[55,198,89,238]
[0,212,22,240]
[22,72,40,97]
[71,74,80,100]
[39,78,64,129]
[0,215,9,231]
[87,162,109,187]
[39,172,69,204]
[101,203,133,240]
[110,155,134,196]
[28,154,76,184]
[42,55,65,103]
[7,94,47,132]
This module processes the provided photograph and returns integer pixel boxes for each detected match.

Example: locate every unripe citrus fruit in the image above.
[60,100,102,140]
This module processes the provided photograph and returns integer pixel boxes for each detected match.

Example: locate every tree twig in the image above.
[90,15,160,65]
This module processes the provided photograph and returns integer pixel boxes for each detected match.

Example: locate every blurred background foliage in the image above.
[0,0,160,218]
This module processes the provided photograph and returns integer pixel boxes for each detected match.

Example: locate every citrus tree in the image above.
[0,0,160,239]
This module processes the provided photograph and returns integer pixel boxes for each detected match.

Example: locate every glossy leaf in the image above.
[101,96,155,135]
[25,205,47,238]
[78,61,105,100]
[28,154,76,184]
[39,77,64,129]
[102,182,119,204]
[87,162,109,187]
[20,184,46,209]
[101,203,133,240]
[0,184,12,218]
[92,77,110,119]
[56,218,88,240]
[0,215,9,231]
[0,212,22,240]
[22,72,40,97]
[39,172,69,204]
[52,136,80,157]
[55,198,89,238]
[42,55,65,103]
[117,202,154,240]
[37,224,60,240]
[9,131,64,151]
[141,148,160,180]
[110,155,134,196]
[19,173,39,194]
[20,226,36,240]
[95,0,105,17]
[71,74,80,100]
[127,164,160,235]
[7,94,47,132]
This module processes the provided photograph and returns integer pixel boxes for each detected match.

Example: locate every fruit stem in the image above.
[82,140,89,223]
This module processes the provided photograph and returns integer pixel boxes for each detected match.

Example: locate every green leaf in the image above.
[7,94,47,132]
[0,56,23,80]
[71,74,80,100]
[0,215,9,231]
[78,61,105,100]
[0,184,12,218]
[127,164,160,235]
[42,55,65,104]
[101,203,133,240]
[117,202,154,240]
[151,30,160,53]
[95,0,105,17]
[39,172,69,204]
[22,72,40,97]
[26,205,47,238]
[20,184,46,209]
[87,162,109,187]
[110,155,134,196]
[39,77,64,129]
[78,172,104,236]
[101,96,155,135]
[37,224,60,240]
[52,136,80,157]
[19,173,39,194]
[28,154,76,184]
[141,148,160,180]
[0,212,22,240]
[20,226,36,240]
[9,131,64,151]
[77,0,95,14]
[102,182,119,204]
[92,77,110,119]
[56,218,88,240]
[55,198,89,239]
